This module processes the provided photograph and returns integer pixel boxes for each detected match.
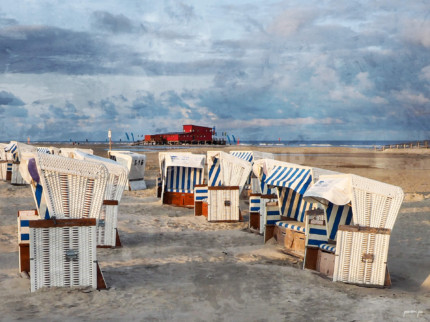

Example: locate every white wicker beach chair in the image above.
[207,151,252,192]
[73,150,128,247]
[0,143,7,181]
[108,151,147,190]
[24,153,109,291]
[35,152,108,219]
[304,174,404,286]
[3,141,35,185]
[230,151,275,190]
[205,151,252,222]
[59,147,94,158]
[29,218,98,292]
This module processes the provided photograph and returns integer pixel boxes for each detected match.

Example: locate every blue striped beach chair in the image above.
[206,151,252,222]
[159,152,206,207]
[263,161,337,259]
[207,151,252,192]
[230,151,275,190]
[194,184,209,216]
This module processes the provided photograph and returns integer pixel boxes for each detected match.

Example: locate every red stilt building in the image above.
[143,125,225,145]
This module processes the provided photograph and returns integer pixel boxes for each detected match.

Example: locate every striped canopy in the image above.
[230,151,253,162]
[160,152,205,195]
[265,166,312,195]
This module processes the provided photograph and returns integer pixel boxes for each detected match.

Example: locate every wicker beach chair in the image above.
[263,161,338,259]
[304,174,404,286]
[73,150,128,247]
[21,152,109,291]
[59,147,94,158]
[230,151,275,191]
[0,143,7,181]
[108,151,147,190]
[3,141,35,185]
[159,152,205,207]
[204,151,253,222]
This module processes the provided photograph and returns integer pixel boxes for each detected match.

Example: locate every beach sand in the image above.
[0,144,429,321]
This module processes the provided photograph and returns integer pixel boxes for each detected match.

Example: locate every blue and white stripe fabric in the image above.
[166,167,203,193]
[265,166,313,223]
[208,157,222,187]
[277,187,312,222]
[230,151,253,163]
[194,185,208,201]
[326,203,353,241]
[265,166,312,194]
[249,195,261,212]
[18,210,40,243]
[5,142,19,162]
[306,227,328,247]
[32,183,50,219]
[266,203,280,225]
[275,221,306,233]
[259,170,276,195]
[19,218,30,242]
[319,243,336,253]
[207,151,252,190]
[36,147,51,154]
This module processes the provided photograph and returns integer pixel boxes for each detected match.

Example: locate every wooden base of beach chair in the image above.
[19,244,30,273]
[115,229,122,247]
[163,191,194,207]
[97,262,107,290]
[304,247,319,270]
[194,201,208,217]
[17,209,40,274]
[384,267,391,288]
[264,224,275,243]
[6,170,11,182]
[249,212,260,231]
[273,225,306,258]
[316,249,335,278]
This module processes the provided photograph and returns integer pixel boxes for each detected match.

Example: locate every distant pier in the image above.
[380,140,430,151]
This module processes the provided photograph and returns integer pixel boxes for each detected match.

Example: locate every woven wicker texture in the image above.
[208,188,240,222]
[333,229,390,286]
[350,174,404,230]
[35,152,108,220]
[73,151,128,246]
[29,225,97,292]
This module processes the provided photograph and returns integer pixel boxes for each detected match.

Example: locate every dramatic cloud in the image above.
[91,11,135,34]
[0,91,25,106]
[0,0,429,141]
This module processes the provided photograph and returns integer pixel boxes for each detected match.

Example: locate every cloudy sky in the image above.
[0,0,429,142]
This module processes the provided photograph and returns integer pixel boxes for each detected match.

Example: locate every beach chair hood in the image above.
[164,153,205,169]
[303,175,351,206]
[207,151,252,191]
[159,152,206,200]
[304,174,404,230]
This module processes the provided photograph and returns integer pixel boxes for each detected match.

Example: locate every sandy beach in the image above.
[0,144,429,321]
